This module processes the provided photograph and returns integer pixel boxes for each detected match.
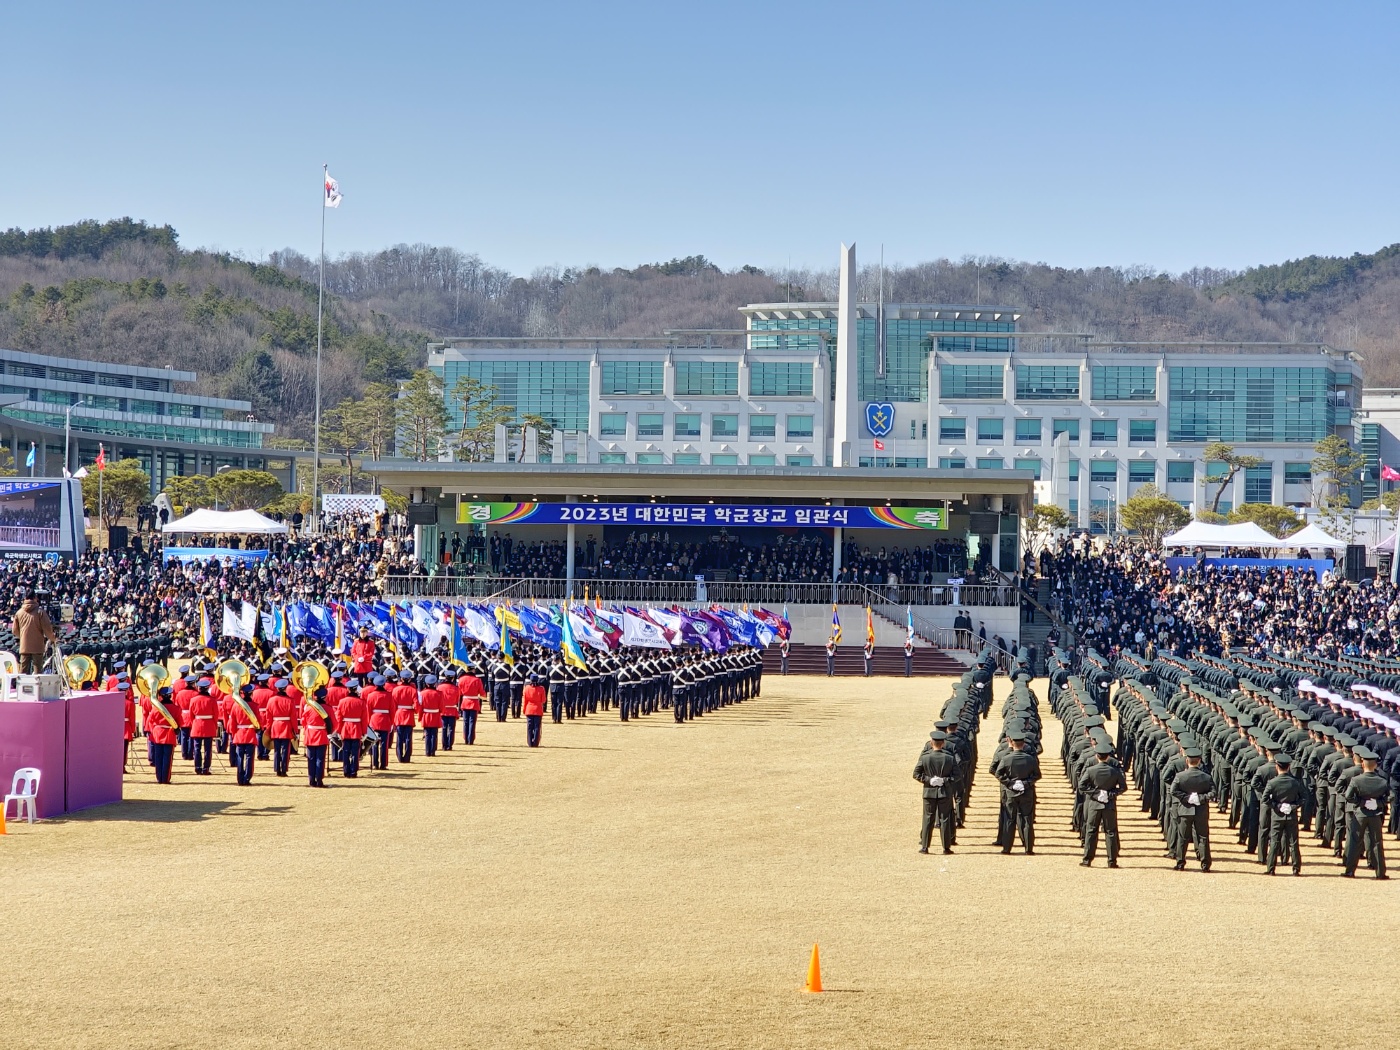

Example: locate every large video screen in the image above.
[0,481,63,549]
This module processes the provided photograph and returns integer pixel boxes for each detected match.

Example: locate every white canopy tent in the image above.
[1283,523,1348,551]
[1161,520,1290,549]
[161,508,288,535]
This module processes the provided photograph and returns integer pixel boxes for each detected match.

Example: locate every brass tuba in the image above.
[64,653,98,691]
[134,662,170,700]
[293,659,332,745]
[292,659,330,697]
[215,658,250,699]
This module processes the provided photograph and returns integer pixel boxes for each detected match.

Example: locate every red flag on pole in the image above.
[873,439,885,452]
[95,444,106,471]
[1382,464,1400,482]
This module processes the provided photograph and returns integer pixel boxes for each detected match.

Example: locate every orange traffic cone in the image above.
[803,943,822,993]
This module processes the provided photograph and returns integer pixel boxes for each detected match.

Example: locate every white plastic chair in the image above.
[4,767,41,823]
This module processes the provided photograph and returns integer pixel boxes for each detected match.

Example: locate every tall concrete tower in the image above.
[834,242,859,467]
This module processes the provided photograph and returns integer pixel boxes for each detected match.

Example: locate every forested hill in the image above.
[4,219,1400,444]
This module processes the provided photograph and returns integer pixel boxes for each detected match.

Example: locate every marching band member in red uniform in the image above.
[366,676,394,770]
[187,680,219,776]
[326,671,349,762]
[438,671,461,750]
[417,676,444,756]
[336,679,369,778]
[391,671,418,763]
[265,680,298,777]
[456,667,486,746]
[301,686,333,788]
[142,685,181,784]
[173,674,196,762]
[522,673,546,748]
[227,683,262,786]
[350,627,377,676]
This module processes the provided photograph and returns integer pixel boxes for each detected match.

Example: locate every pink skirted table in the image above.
[0,690,125,818]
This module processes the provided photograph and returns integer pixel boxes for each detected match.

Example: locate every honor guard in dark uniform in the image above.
[548,660,567,723]
[490,659,511,721]
[1079,741,1126,867]
[1170,747,1214,871]
[825,639,835,677]
[914,730,960,854]
[904,639,914,677]
[509,659,526,718]
[1343,746,1390,879]
[993,729,1041,854]
[780,637,790,675]
[1262,753,1306,875]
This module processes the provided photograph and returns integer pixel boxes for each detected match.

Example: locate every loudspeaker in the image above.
[1344,544,1365,582]
[107,525,129,549]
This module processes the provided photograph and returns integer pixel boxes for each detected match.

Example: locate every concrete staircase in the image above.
[763,643,969,677]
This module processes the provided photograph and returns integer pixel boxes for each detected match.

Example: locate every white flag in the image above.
[622,612,671,650]
[324,169,342,208]
[222,603,255,642]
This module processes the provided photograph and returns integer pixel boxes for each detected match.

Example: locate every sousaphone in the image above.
[215,657,258,745]
[134,662,170,700]
[294,660,335,745]
[64,653,98,691]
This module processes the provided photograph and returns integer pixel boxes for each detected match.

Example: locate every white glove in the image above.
[1187,792,1200,806]
[1095,789,1109,803]
[1279,802,1292,815]
[1012,779,1025,793]
[928,776,945,787]
[1365,798,1379,811]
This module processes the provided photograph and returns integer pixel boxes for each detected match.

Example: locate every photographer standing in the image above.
[12,592,58,674]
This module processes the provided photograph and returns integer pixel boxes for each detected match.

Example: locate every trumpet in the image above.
[134,662,171,700]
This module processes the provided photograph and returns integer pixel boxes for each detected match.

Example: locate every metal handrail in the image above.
[379,575,1017,606]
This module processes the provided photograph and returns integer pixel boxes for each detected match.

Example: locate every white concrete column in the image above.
[522,426,538,463]
[493,423,508,463]
[565,494,577,598]
[588,351,603,438]
[834,243,858,467]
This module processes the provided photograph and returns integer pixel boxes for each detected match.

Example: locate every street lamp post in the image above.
[1094,484,1118,538]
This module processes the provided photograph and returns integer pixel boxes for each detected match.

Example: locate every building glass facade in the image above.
[1092,366,1157,401]
[674,361,737,397]
[441,359,590,430]
[749,361,813,398]
[600,361,663,397]
[1168,366,1334,443]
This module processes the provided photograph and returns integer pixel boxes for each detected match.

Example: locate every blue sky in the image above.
[2,1,1397,276]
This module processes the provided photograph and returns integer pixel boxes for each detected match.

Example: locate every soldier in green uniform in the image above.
[1170,746,1214,872]
[1078,741,1126,867]
[914,730,961,854]
[993,729,1041,855]
[1261,754,1307,876]
[1343,747,1390,879]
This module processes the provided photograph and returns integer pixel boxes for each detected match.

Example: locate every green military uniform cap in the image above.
[1093,742,1113,756]
[1275,754,1293,767]
[1238,715,1254,729]
[929,730,949,741]
[1183,746,1203,758]
[1006,729,1027,741]
[1338,735,1357,748]
[1083,715,1105,728]
[1354,746,1377,760]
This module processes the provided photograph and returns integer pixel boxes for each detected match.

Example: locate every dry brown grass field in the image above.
[1,675,1394,1050]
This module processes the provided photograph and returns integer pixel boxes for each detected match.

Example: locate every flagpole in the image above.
[311,164,327,534]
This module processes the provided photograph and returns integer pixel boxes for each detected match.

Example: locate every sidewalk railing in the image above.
[379,575,1017,606]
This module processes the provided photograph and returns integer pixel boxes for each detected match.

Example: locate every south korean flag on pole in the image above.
[324,167,342,208]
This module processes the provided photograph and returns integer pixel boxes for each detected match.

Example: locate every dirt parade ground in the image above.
[2,674,1395,1050]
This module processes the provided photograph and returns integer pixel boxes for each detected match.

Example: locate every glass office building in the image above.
[0,348,293,493]
[427,299,1362,531]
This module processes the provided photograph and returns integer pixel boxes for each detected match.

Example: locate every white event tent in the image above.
[1282,523,1347,551]
[1161,520,1288,549]
[161,508,289,535]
